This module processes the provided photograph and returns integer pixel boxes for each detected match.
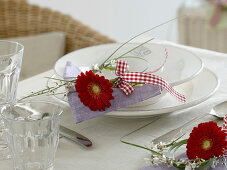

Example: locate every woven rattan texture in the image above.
[0,0,115,53]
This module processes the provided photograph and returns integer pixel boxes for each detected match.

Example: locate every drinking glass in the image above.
[1,101,63,170]
[0,40,24,159]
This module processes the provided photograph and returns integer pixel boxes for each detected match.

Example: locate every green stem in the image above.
[117,56,150,72]
[45,77,75,83]
[114,38,154,60]
[44,77,65,81]
[165,134,185,147]
[99,17,178,69]
[18,83,68,101]
[18,17,178,102]
[169,139,187,152]
[53,92,67,95]
[120,140,162,156]
[109,79,116,83]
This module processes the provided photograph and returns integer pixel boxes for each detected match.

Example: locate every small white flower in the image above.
[155,142,167,151]
[200,159,205,162]
[159,141,166,145]
[223,157,227,167]
[166,157,174,166]
[92,64,100,71]
[103,60,116,69]
[211,157,220,168]
[162,155,167,161]
[191,162,197,169]
[153,157,160,164]
[152,145,159,152]
[103,61,110,67]
[110,60,116,66]
[185,164,192,170]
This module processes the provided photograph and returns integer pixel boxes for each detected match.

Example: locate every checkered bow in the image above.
[115,60,186,103]
[223,115,227,155]
[223,116,227,131]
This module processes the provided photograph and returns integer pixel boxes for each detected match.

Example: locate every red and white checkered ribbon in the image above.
[223,115,227,131]
[222,115,227,155]
[115,60,186,102]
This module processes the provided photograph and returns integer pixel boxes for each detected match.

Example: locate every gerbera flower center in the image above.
[92,84,101,94]
[87,83,101,98]
[201,139,213,151]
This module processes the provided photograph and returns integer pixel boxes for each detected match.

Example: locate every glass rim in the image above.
[0,40,24,58]
[1,100,63,122]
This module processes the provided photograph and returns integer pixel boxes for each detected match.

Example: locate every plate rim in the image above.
[54,42,204,86]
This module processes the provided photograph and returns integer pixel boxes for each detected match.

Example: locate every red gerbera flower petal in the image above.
[75,71,114,111]
[186,121,227,160]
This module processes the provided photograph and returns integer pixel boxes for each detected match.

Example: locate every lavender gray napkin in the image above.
[140,154,226,170]
[141,164,226,170]
[64,61,162,123]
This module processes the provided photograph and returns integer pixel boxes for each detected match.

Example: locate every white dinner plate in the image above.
[47,68,219,118]
[107,68,219,118]
[54,42,203,86]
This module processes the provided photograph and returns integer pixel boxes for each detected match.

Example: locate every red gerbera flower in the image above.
[75,70,114,111]
[186,121,227,160]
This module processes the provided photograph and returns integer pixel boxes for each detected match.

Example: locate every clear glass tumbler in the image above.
[1,101,63,170]
[0,40,24,159]
[0,40,23,104]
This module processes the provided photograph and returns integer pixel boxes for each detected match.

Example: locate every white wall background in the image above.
[28,0,185,42]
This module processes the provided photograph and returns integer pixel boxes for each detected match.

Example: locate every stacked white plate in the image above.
[51,42,220,118]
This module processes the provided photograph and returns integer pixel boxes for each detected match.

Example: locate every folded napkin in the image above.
[64,61,162,123]
[140,154,226,170]
[141,164,226,170]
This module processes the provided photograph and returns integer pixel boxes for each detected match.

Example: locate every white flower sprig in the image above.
[121,138,226,170]
[92,64,100,71]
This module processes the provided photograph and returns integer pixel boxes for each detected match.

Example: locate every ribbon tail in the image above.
[115,60,186,102]
[151,76,186,103]
[223,116,227,131]
[147,48,168,74]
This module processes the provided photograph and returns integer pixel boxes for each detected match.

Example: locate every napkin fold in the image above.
[63,61,82,80]
[64,61,162,123]
[141,164,226,170]
[140,154,226,170]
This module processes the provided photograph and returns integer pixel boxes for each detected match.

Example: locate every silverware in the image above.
[152,101,227,144]
[59,125,92,148]
[10,106,92,148]
[209,101,227,119]
[152,113,208,144]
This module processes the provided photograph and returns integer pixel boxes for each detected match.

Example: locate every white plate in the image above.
[54,42,203,86]
[107,68,219,118]
[47,68,219,118]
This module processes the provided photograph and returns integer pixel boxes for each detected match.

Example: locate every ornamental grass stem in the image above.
[120,140,162,156]
[18,17,178,102]
[18,78,74,101]
[100,17,178,69]
[114,38,154,60]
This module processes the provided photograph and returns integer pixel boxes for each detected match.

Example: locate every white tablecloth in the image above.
[1,43,227,170]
